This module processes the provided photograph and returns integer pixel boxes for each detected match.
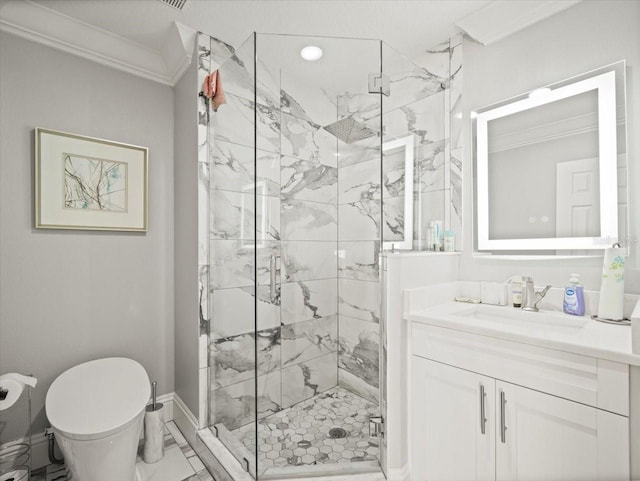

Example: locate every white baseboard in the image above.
[172,392,199,449]
[387,464,411,481]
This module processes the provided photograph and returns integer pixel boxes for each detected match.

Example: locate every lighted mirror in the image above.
[475,62,626,252]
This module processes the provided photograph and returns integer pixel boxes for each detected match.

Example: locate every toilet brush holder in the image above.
[143,381,164,464]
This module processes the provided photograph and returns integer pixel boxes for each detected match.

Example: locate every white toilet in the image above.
[45,357,150,481]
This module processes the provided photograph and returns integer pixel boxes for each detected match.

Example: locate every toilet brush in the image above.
[143,381,164,464]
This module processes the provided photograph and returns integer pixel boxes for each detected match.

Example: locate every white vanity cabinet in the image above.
[411,322,631,481]
[412,358,496,481]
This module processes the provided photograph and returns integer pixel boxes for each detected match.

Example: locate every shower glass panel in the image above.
[381,42,447,252]
[207,31,443,480]
[208,32,384,480]
[208,32,259,476]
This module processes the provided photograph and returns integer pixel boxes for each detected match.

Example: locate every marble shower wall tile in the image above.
[337,92,381,123]
[198,38,211,165]
[216,40,280,110]
[338,315,380,393]
[280,279,338,325]
[211,141,280,196]
[338,368,379,404]
[382,148,406,199]
[338,241,380,282]
[280,112,337,165]
[337,139,381,169]
[210,286,280,338]
[385,67,445,114]
[450,38,463,151]
[281,156,338,204]
[338,201,380,241]
[281,241,337,282]
[281,352,338,409]
[207,36,235,71]
[281,73,338,127]
[338,157,381,205]
[383,91,446,146]
[410,39,450,87]
[210,327,280,388]
[450,148,463,250]
[211,190,280,241]
[281,199,337,241]
[382,195,405,242]
[211,371,281,431]
[415,140,447,193]
[338,279,381,324]
[211,93,280,154]
[199,161,211,265]
[281,315,338,367]
[209,240,278,289]
[198,33,213,72]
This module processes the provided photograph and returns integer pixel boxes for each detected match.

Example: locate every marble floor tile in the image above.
[31,421,211,481]
[232,386,380,477]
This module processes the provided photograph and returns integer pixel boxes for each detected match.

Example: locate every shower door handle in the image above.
[269,255,279,304]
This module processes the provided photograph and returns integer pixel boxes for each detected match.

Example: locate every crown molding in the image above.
[163,21,197,85]
[456,0,583,46]
[0,0,194,86]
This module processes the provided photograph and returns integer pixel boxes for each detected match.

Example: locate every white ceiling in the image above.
[23,0,493,61]
[0,0,582,86]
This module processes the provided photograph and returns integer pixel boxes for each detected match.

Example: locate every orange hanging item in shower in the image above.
[202,70,226,111]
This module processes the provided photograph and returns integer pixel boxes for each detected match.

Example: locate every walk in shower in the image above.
[199,31,447,479]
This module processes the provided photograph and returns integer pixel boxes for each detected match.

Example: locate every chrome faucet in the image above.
[521,277,552,312]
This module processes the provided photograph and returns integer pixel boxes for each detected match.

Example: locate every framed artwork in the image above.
[35,128,148,232]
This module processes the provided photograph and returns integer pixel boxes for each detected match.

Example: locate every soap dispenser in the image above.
[563,274,585,316]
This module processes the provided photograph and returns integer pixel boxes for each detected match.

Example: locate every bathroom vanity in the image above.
[405,283,639,481]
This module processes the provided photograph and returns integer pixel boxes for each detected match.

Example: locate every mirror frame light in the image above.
[383,135,414,251]
[476,70,618,251]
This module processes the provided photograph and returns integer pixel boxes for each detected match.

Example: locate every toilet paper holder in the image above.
[0,373,37,481]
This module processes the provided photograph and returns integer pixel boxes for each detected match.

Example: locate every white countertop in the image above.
[407,301,640,366]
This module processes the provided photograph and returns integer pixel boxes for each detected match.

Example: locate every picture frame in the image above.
[35,128,148,232]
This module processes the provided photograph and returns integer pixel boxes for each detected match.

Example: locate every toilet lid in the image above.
[46,358,150,438]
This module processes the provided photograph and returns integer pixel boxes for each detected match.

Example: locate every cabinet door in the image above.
[496,380,629,481]
[412,357,495,481]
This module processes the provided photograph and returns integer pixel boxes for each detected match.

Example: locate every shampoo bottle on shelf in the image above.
[563,273,585,316]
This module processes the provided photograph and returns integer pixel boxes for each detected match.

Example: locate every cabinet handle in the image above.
[500,389,507,444]
[479,383,487,435]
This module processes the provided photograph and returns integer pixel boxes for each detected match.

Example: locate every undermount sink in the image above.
[454,304,589,330]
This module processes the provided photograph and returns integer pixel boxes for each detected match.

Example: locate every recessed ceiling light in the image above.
[529,87,551,99]
[300,46,323,61]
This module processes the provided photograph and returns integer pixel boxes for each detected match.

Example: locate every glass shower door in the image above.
[208,30,391,480]
[208,32,265,477]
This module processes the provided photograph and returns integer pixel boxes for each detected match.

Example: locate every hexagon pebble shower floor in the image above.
[234,386,380,474]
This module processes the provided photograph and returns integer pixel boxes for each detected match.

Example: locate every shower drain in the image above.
[328,427,347,439]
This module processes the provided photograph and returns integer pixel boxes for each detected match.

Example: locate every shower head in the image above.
[323,116,378,144]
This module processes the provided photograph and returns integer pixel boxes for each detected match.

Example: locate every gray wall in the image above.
[461,0,640,291]
[0,33,175,441]
[173,59,200,416]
